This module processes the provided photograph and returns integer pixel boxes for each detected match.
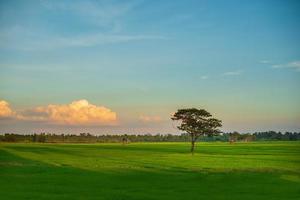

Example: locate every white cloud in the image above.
[55,34,168,47]
[271,61,300,72]
[222,70,242,76]
[41,0,139,30]
[259,60,271,64]
[0,0,168,51]
[200,75,208,80]
[0,27,168,50]
[2,99,117,126]
[0,100,15,119]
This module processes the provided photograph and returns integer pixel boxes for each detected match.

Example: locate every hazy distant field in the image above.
[1,142,300,200]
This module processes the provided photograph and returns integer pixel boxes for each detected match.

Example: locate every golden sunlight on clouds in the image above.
[139,115,162,123]
[17,99,117,126]
[0,100,15,118]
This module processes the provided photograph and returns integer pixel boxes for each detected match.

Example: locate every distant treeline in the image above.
[0,131,300,143]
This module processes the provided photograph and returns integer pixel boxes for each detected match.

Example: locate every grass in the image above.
[1,141,300,200]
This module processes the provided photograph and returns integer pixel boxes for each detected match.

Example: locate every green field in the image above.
[1,142,300,200]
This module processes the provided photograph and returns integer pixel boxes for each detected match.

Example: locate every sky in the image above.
[0,0,300,134]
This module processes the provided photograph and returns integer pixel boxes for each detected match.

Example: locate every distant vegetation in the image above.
[0,131,299,143]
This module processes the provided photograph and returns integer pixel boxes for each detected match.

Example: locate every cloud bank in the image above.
[1,99,117,126]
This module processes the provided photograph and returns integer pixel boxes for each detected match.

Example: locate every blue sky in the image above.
[0,0,299,134]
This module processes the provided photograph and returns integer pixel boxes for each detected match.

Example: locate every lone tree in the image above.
[172,108,222,154]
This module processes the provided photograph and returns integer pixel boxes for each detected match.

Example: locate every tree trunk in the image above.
[191,137,196,155]
[191,140,195,154]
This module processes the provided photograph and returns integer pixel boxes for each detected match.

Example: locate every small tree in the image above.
[229,131,240,144]
[122,134,129,144]
[172,108,222,154]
